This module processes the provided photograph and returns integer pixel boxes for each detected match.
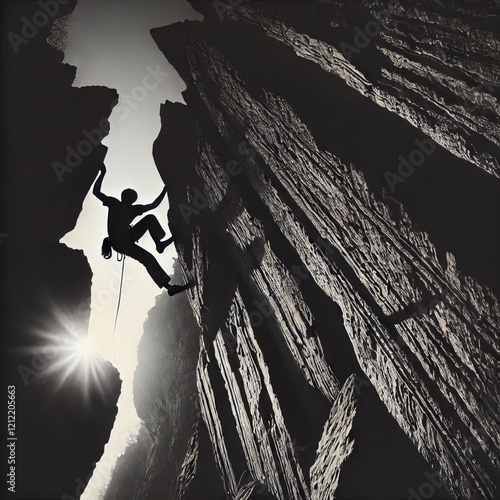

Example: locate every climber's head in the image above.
[121,188,138,205]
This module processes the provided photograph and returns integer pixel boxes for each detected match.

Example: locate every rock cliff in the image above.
[102,263,225,500]
[145,1,500,498]
[1,1,121,497]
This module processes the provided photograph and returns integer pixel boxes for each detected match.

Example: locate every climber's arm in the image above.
[93,164,111,204]
[138,185,167,213]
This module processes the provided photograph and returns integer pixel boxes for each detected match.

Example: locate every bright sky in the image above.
[61,1,202,498]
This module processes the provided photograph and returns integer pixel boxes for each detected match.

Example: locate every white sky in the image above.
[61,1,202,498]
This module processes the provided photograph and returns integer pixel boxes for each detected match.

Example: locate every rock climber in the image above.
[93,164,191,296]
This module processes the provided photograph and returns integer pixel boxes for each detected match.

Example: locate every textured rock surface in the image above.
[227,0,500,178]
[309,376,358,499]
[1,1,121,498]
[148,2,499,498]
[102,267,225,500]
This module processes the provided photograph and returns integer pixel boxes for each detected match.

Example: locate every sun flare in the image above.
[26,309,111,402]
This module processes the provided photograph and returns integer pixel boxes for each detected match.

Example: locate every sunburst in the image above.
[24,305,113,404]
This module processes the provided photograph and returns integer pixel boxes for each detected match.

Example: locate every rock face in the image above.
[102,263,225,500]
[227,0,500,179]
[147,2,499,499]
[1,1,121,498]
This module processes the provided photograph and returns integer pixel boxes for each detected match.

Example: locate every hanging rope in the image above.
[113,254,126,333]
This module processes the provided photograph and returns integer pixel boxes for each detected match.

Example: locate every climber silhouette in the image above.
[93,164,192,296]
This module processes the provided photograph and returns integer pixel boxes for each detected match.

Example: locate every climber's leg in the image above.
[168,282,195,296]
[130,214,173,253]
[124,243,171,288]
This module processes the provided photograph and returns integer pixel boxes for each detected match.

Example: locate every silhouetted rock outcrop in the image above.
[1,1,121,498]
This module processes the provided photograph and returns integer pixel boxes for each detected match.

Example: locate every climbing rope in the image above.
[113,253,126,333]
